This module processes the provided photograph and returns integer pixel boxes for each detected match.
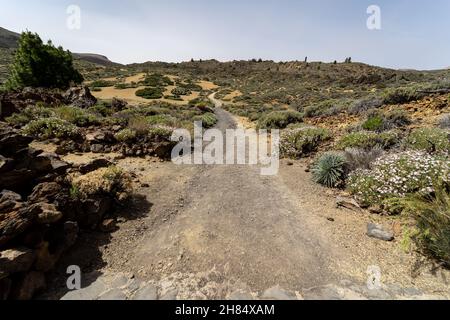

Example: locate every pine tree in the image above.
[6,31,83,90]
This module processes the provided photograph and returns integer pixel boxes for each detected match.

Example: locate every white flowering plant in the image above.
[348,151,449,211]
[23,117,80,140]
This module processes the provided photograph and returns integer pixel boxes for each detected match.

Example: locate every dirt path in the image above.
[44,94,450,300]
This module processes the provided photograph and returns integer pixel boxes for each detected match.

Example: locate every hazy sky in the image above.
[1,0,449,70]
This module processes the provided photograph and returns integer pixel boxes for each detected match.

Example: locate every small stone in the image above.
[261,286,296,300]
[90,144,104,153]
[336,196,361,212]
[11,271,46,300]
[367,223,394,241]
[160,288,178,300]
[227,290,254,300]
[100,219,116,233]
[35,203,63,224]
[141,183,150,188]
[61,278,108,300]
[368,205,383,214]
[0,247,36,274]
[327,217,335,222]
[98,289,127,300]
[133,283,158,300]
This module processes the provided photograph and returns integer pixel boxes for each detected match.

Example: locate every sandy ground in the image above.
[92,85,200,105]
[223,90,242,101]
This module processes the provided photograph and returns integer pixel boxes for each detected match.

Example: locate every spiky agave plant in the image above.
[312,152,347,188]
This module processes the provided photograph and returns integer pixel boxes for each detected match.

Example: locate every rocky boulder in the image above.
[0,88,65,120]
[64,86,97,109]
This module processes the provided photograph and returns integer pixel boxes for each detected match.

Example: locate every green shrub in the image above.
[171,87,191,96]
[146,114,177,126]
[337,131,399,150]
[257,111,303,129]
[385,109,411,128]
[280,127,330,158]
[128,117,150,135]
[304,99,351,117]
[140,73,173,87]
[362,115,385,132]
[439,114,450,129]
[88,103,114,117]
[383,87,425,105]
[344,147,384,171]
[23,117,80,139]
[71,166,133,202]
[349,97,383,115]
[312,152,347,188]
[135,87,164,99]
[403,183,450,266]
[405,127,450,153]
[347,151,449,209]
[54,106,100,127]
[5,105,53,126]
[89,80,115,88]
[148,126,173,140]
[114,128,137,142]
[193,112,218,128]
[114,82,138,90]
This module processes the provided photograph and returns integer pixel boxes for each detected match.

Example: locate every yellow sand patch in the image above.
[123,73,146,84]
[92,85,199,105]
[198,80,219,90]
[223,90,242,101]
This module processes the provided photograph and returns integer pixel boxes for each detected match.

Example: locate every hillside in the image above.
[0,27,20,48]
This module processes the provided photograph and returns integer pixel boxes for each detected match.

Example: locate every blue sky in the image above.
[1,0,449,70]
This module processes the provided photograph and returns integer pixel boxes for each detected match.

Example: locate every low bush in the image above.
[439,114,450,129]
[114,128,137,142]
[71,166,133,202]
[344,147,384,171]
[349,97,383,115]
[193,112,218,128]
[54,106,100,127]
[382,87,425,105]
[140,73,174,87]
[128,117,150,135]
[148,126,173,140]
[304,99,351,118]
[405,127,450,153]
[171,87,191,96]
[6,105,54,126]
[89,80,115,88]
[280,126,330,158]
[115,82,138,90]
[337,131,399,150]
[347,151,449,209]
[385,109,411,128]
[135,87,164,99]
[23,117,80,139]
[403,183,450,266]
[312,152,347,188]
[362,114,385,132]
[146,114,177,126]
[257,111,303,129]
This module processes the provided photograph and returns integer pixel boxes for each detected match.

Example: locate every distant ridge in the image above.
[0,27,20,48]
[0,26,120,66]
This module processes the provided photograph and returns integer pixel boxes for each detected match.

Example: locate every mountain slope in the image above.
[0,27,20,48]
[0,27,119,66]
